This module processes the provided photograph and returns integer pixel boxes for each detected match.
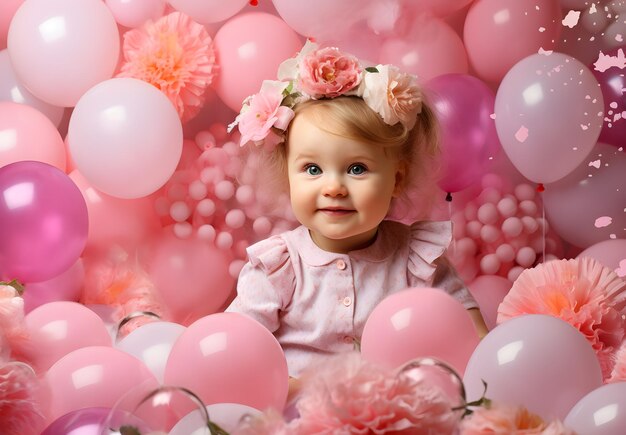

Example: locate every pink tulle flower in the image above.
[459,403,575,435]
[497,257,626,379]
[609,341,626,383]
[117,11,216,122]
[0,361,45,435]
[0,285,28,354]
[291,353,459,434]
[298,46,362,98]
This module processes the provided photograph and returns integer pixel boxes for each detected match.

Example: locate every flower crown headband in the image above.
[228,40,423,150]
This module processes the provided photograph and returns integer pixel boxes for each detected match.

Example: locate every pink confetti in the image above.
[562,10,581,28]
[617,34,624,43]
[515,126,529,143]
[581,124,589,130]
[593,49,626,72]
[616,259,626,278]
[588,160,601,168]
[490,113,496,119]
[538,47,553,56]
[594,216,613,228]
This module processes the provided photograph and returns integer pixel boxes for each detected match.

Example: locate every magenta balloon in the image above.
[495,52,604,184]
[22,259,85,314]
[564,383,626,434]
[463,314,603,420]
[592,45,626,148]
[0,161,88,283]
[426,73,501,193]
[543,143,625,248]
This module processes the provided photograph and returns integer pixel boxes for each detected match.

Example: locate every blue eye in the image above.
[348,164,367,175]
[305,164,322,176]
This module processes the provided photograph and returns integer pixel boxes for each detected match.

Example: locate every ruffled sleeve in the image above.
[225,235,296,332]
[408,221,478,309]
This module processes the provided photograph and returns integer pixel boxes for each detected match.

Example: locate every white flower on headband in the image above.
[362,64,422,130]
[230,41,423,149]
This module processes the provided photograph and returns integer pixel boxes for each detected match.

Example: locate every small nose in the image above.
[322,175,348,197]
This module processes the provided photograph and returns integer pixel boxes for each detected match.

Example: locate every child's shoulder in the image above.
[381,219,452,242]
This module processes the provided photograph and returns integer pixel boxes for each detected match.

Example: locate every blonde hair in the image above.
[244,95,442,221]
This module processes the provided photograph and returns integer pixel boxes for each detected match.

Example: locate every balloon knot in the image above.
[445,192,453,202]
[249,0,259,5]
[536,183,545,193]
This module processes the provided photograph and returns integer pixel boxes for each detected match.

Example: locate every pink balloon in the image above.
[45,346,159,423]
[0,0,23,49]
[495,52,604,183]
[70,170,161,251]
[361,287,480,375]
[464,0,562,83]
[168,0,248,23]
[426,74,501,193]
[578,239,626,277]
[467,275,511,330]
[0,161,88,283]
[0,50,64,127]
[148,229,236,325]
[7,0,120,107]
[543,143,625,248]
[170,403,261,435]
[0,102,66,170]
[319,20,382,66]
[592,45,626,148]
[565,382,626,434]
[379,16,468,82]
[68,78,183,199]
[42,407,149,435]
[22,259,85,314]
[464,314,603,419]
[164,312,289,411]
[104,0,166,28]
[21,301,111,372]
[401,0,473,18]
[212,12,303,112]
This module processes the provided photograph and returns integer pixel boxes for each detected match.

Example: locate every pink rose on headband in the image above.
[362,65,422,130]
[297,46,362,98]
[230,80,295,149]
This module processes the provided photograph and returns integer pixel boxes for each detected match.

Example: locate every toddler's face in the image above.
[286,112,404,253]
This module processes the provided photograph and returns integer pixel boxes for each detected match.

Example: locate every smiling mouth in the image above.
[318,208,355,216]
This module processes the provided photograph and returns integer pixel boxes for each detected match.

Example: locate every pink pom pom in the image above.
[496,197,517,218]
[514,184,535,201]
[478,187,502,204]
[188,180,208,200]
[496,244,516,262]
[216,231,233,250]
[456,237,477,256]
[516,247,537,268]
[197,224,216,242]
[480,254,501,275]
[195,130,216,150]
[236,185,255,205]
[229,259,245,278]
[466,220,483,239]
[480,225,501,244]
[215,180,235,200]
[518,200,538,216]
[477,203,499,225]
[225,209,246,229]
[253,217,272,236]
[507,266,525,282]
[521,216,539,234]
[200,166,224,184]
[169,201,191,222]
[502,217,523,238]
[196,198,215,216]
[174,222,193,238]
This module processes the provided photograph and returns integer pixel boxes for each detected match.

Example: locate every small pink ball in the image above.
[195,130,216,150]
[518,200,538,216]
[225,209,246,229]
[514,184,535,201]
[502,217,523,238]
[480,254,501,275]
[196,199,215,216]
[516,247,537,268]
[236,185,255,205]
[456,237,477,256]
[167,183,187,201]
[521,216,539,234]
[478,187,502,204]
[173,222,193,239]
[229,259,246,278]
[536,217,549,232]
[215,180,235,200]
[253,217,272,236]
[464,203,478,221]
[452,218,466,239]
[200,167,225,184]
[481,173,504,190]
[480,225,501,244]
[189,180,208,201]
[197,224,216,242]
[216,231,234,250]
[495,244,516,262]
[466,220,483,239]
[222,141,239,156]
[477,203,499,225]
[496,197,517,218]
[508,266,525,282]
[154,197,170,217]
[170,201,191,222]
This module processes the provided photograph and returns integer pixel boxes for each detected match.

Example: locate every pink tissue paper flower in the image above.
[498,257,626,379]
[459,403,575,435]
[0,285,28,356]
[0,360,45,435]
[118,11,217,122]
[609,341,626,383]
[297,46,362,98]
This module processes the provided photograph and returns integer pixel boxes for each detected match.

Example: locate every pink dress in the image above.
[226,220,478,376]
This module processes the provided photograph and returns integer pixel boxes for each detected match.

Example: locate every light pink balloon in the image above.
[468,275,512,330]
[45,346,159,423]
[565,382,626,434]
[105,0,166,28]
[212,12,302,112]
[70,170,161,251]
[22,301,111,373]
[401,0,474,18]
[168,0,248,23]
[543,143,625,247]
[495,52,604,183]
[0,50,64,127]
[68,78,183,199]
[380,16,467,82]
[361,287,480,375]
[578,239,626,277]
[463,314,603,419]
[148,229,235,325]
[170,403,261,435]
[0,102,65,170]
[22,259,85,314]
[164,312,289,411]
[7,0,120,107]
[464,0,562,83]
[0,0,23,49]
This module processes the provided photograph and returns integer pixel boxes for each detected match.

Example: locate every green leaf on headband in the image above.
[365,67,379,73]
[283,81,294,97]
[0,279,24,296]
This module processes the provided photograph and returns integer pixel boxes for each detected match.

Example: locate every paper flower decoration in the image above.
[459,403,574,434]
[497,257,626,379]
[0,361,45,434]
[117,11,217,122]
[609,341,626,383]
